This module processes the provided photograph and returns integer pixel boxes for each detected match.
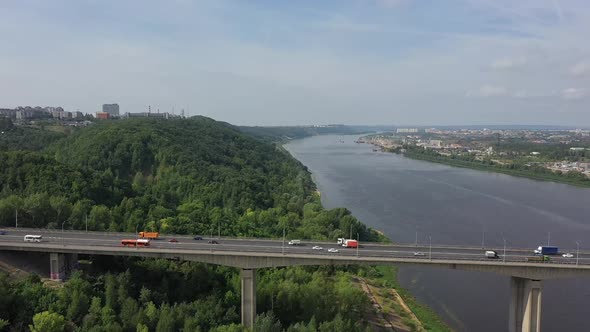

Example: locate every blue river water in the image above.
[285,134,590,332]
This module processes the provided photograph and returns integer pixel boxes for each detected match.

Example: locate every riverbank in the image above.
[368,266,451,332]
[399,149,590,188]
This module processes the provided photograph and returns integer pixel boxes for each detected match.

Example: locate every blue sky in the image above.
[1,0,589,126]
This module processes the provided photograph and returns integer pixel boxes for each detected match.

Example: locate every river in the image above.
[284,134,590,332]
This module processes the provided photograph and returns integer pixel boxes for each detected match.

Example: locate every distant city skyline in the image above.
[1,1,589,126]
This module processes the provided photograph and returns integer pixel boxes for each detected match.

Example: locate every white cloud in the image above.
[491,56,527,70]
[317,16,379,32]
[375,0,408,8]
[467,85,508,97]
[561,88,587,100]
[570,61,590,76]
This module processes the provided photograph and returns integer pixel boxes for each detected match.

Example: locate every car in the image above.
[208,240,219,244]
[562,253,574,258]
[312,246,323,250]
[328,248,339,253]
[0,230,6,235]
[193,236,203,240]
[169,238,178,243]
[413,252,425,256]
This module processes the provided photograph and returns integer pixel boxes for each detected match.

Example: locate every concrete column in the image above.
[49,253,78,281]
[241,268,257,328]
[509,277,542,332]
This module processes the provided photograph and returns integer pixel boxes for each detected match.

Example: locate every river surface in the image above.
[284,134,590,332]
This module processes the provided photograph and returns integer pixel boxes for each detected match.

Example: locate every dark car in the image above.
[193,236,203,240]
[0,230,6,235]
[208,240,219,244]
[169,238,178,243]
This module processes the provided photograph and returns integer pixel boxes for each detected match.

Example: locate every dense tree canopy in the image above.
[0,117,378,240]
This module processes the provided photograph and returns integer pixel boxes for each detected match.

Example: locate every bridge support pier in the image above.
[509,276,542,332]
[241,268,256,328]
[49,253,78,281]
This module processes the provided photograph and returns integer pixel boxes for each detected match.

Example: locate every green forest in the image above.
[0,117,385,331]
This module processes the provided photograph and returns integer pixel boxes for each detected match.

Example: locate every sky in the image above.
[1,0,589,126]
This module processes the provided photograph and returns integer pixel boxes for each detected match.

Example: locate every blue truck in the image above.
[534,246,559,255]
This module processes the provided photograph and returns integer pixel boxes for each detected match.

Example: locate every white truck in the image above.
[485,250,499,259]
[288,240,301,245]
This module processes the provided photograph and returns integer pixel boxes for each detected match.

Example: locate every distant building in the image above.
[397,128,419,134]
[96,112,110,119]
[429,140,442,148]
[102,104,119,116]
[0,109,16,119]
[122,112,180,119]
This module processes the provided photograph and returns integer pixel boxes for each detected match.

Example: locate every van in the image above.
[24,235,42,243]
[485,250,499,259]
[288,240,301,245]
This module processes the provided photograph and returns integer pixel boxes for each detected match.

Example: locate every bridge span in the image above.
[1,228,589,331]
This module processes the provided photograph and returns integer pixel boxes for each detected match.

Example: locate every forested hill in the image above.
[0,117,374,240]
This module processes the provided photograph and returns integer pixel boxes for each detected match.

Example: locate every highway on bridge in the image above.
[0,227,587,265]
[2,227,589,332]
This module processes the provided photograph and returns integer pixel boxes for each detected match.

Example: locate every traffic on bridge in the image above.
[0,227,587,266]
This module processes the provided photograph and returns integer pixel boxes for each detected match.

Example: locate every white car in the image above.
[413,252,425,256]
[562,253,574,258]
[312,246,323,250]
[328,248,339,253]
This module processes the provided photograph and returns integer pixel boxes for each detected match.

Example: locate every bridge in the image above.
[1,228,589,332]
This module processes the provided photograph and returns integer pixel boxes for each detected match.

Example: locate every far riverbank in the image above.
[397,148,590,188]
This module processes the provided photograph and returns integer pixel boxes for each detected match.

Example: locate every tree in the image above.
[0,319,9,331]
[104,274,118,310]
[50,196,72,226]
[155,304,175,332]
[66,289,90,324]
[253,312,281,332]
[120,297,139,330]
[0,195,23,227]
[209,324,242,332]
[82,297,102,330]
[29,311,66,332]
[136,323,149,332]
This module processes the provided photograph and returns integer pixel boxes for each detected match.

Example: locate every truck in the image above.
[342,239,358,248]
[485,250,499,259]
[533,246,558,255]
[121,239,151,247]
[337,238,346,245]
[138,232,159,239]
[288,240,301,245]
[527,255,550,262]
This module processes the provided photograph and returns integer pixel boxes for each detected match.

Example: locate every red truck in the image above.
[343,239,358,248]
[121,239,151,247]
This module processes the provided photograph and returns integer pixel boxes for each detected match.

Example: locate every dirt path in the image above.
[389,288,426,331]
[355,277,419,332]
